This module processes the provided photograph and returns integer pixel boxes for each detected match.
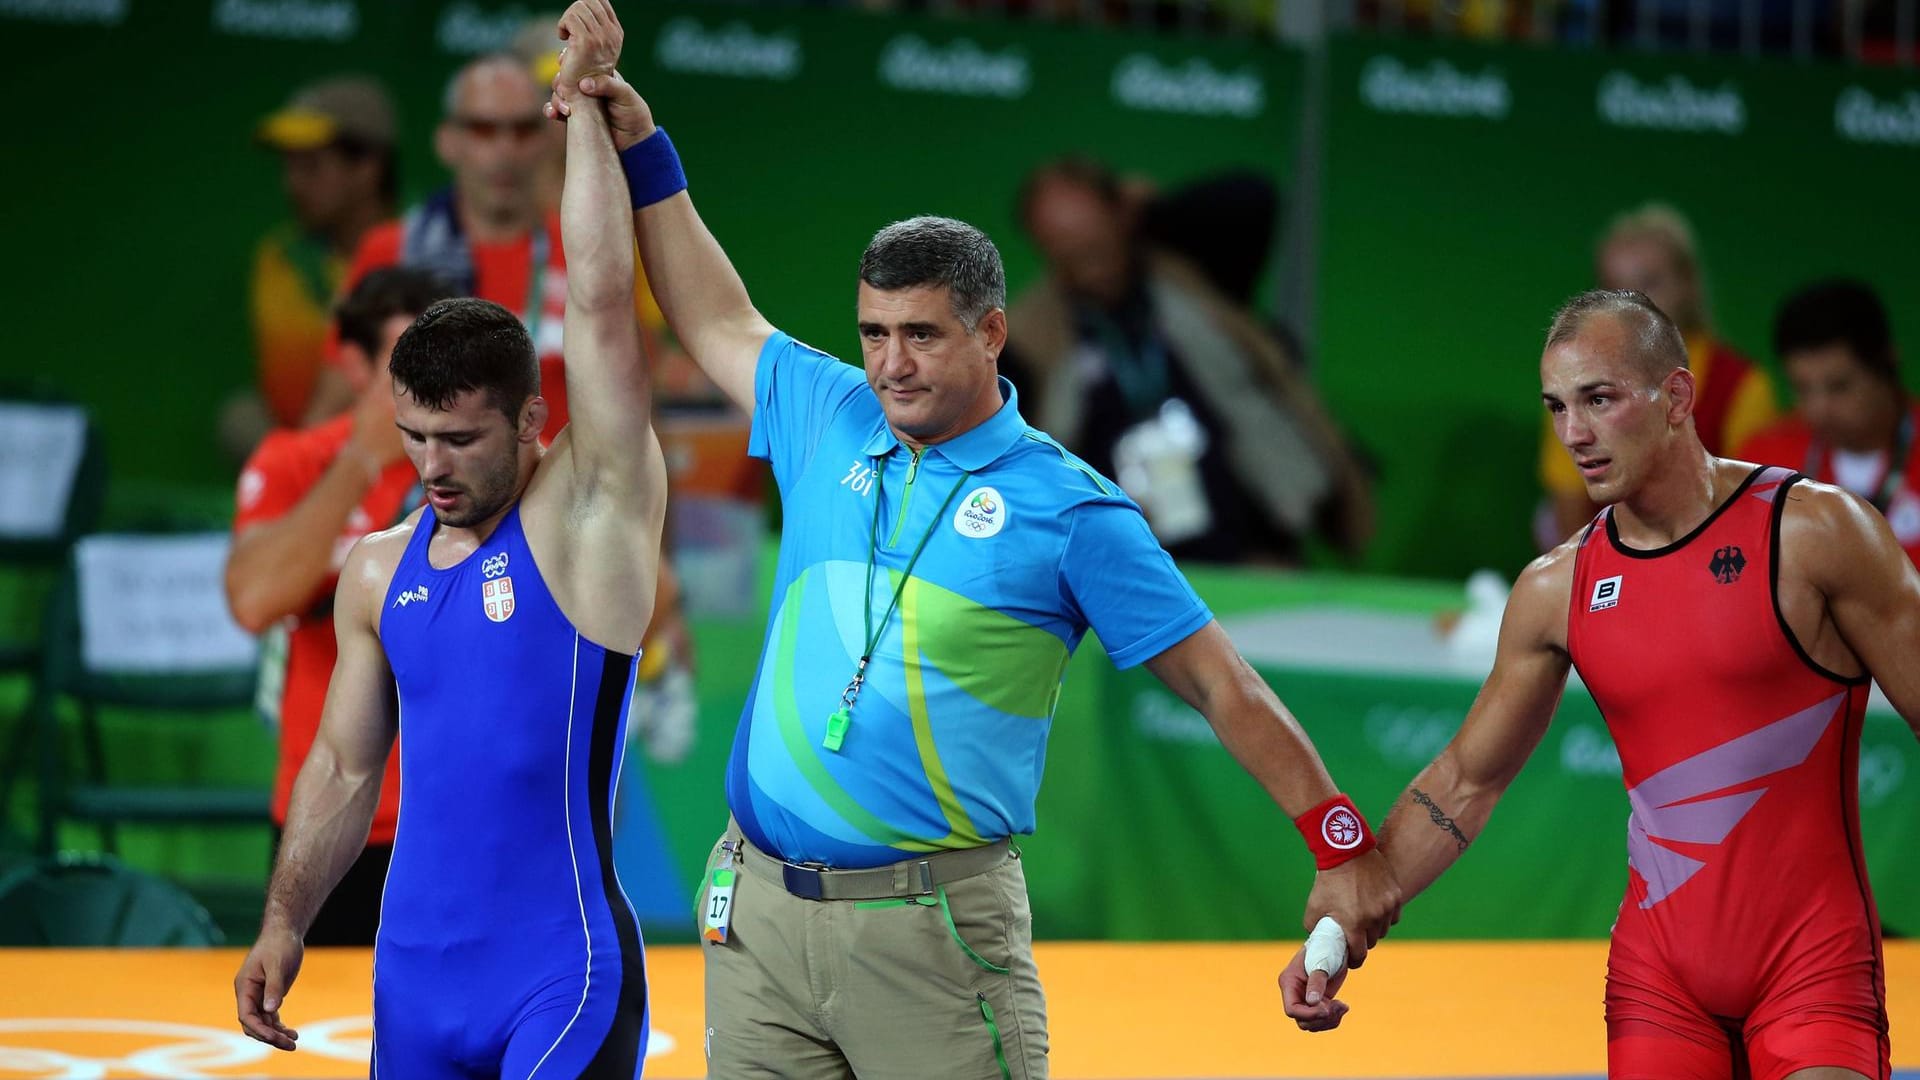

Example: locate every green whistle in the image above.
[824,707,850,752]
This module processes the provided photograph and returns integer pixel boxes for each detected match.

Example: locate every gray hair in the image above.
[858,216,1006,332]
[1599,202,1700,278]
[1546,289,1689,382]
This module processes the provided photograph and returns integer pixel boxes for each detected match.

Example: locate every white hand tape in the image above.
[1305,915,1347,976]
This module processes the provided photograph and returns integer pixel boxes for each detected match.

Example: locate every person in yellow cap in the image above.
[234,77,400,458]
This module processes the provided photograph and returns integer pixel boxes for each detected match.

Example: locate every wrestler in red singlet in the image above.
[1280,292,1919,1079]
[1570,463,1888,1080]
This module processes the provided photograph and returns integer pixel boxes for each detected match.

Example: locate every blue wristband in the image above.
[619,128,687,210]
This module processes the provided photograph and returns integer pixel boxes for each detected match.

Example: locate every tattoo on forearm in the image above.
[1410,787,1470,852]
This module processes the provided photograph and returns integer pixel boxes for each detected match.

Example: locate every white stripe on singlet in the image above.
[526,634,592,1079]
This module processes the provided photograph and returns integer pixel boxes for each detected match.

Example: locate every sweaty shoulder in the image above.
[1778,477,1889,589]
[1511,536,1579,653]
[346,507,421,634]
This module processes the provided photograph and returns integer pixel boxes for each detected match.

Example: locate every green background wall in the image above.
[6,2,1919,942]
[1318,36,1920,577]
[8,5,1919,584]
[3,0,1300,510]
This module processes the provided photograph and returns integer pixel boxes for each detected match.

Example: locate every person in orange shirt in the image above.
[225,267,453,945]
[1535,203,1778,546]
[236,77,399,456]
[1738,278,1920,567]
[324,55,571,441]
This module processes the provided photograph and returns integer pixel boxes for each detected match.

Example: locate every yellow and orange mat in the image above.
[1,942,1916,1078]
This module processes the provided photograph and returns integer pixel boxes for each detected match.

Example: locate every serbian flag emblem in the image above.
[482,577,516,623]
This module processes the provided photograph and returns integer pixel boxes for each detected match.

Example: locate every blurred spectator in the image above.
[224,267,452,945]
[1005,157,1373,564]
[1135,169,1280,311]
[1737,279,1920,565]
[1535,203,1778,545]
[325,54,571,440]
[510,13,569,221]
[227,76,398,458]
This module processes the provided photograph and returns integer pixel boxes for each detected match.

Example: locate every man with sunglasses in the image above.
[340,53,573,443]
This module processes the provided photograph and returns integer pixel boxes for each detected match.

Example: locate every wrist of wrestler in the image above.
[551,65,612,108]
[1293,793,1377,870]
[617,127,686,209]
[259,899,310,942]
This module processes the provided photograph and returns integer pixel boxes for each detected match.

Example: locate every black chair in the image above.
[34,527,268,854]
[0,851,222,946]
[0,387,106,836]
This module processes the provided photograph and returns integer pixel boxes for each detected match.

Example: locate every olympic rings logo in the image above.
[0,1017,370,1078]
[0,1018,675,1077]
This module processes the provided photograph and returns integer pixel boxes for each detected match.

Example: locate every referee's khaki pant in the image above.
[699,827,1049,1079]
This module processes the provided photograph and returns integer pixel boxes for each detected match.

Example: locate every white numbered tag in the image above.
[703,846,737,944]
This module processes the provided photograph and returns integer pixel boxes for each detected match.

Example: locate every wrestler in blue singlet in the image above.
[375,503,648,1079]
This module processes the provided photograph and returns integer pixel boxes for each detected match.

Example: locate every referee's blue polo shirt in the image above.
[726,330,1213,868]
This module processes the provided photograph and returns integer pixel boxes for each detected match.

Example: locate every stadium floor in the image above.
[0,941,1914,1078]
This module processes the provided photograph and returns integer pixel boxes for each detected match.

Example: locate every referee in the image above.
[554,3,1400,1075]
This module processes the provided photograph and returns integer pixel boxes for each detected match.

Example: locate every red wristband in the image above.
[1293,794,1376,870]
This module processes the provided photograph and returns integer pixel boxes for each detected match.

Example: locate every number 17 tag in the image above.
[703,850,737,944]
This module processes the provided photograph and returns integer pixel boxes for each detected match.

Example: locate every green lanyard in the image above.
[521,226,549,352]
[823,452,972,752]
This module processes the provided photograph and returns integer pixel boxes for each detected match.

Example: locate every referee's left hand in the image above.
[1304,848,1401,968]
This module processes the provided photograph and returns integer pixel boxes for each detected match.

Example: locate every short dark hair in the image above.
[1773,278,1898,384]
[1015,155,1125,232]
[1546,288,1689,382]
[335,267,455,359]
[389,298,539,419]
[858,216,1006,332]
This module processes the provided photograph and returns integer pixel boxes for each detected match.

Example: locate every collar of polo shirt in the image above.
[860,377,1028,470]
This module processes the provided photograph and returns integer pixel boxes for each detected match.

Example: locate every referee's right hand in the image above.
[235,925,304,1051]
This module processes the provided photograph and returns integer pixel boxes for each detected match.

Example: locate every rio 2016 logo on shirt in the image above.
[953,486,1007,539]
[482,578,516,623]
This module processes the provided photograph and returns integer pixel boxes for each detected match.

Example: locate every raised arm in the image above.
[549,22,662,501]
[516,7,669,654]
[1147,622,1405,962]
[1789,482,1920,735]
[554,1,773,415]
[235,535,400,1050]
